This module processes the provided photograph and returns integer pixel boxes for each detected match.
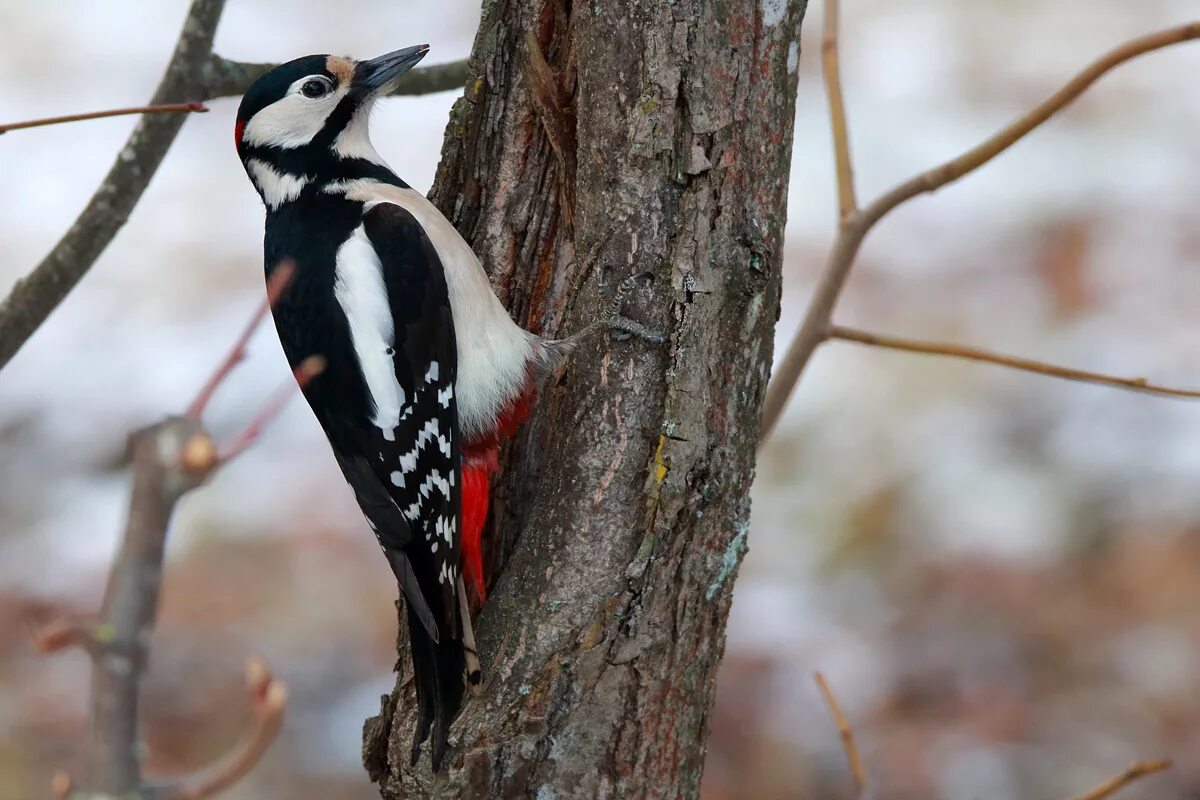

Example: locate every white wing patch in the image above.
[334,225,406,438]
[326,180,539,441]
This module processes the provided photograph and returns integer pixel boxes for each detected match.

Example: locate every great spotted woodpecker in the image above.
[234,46,658,770]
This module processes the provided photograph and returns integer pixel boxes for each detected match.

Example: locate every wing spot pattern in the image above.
[395,417,451,478]
[403,469,453,521]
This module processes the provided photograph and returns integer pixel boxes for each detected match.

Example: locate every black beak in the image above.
[355,44,430,94]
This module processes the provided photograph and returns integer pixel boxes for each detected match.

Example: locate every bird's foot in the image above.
[606,313,666,343]
[599,271,666,343]
[552,272,666,350]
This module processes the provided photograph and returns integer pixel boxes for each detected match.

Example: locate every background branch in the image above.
[35,293,302,797]
[202,54,470,100]
[827,324,1200,400]
[1066,760,1172,800]
[759,18,1200,439]
[0,18,472,377]
[89,418,218,793]
[814,673,1168,800]
[152,658,288,800]
[29,617,99,656]
[0,102,207,135]
[188,262,294,420]
[217,355,325,462]
[815,672,867,798]
[0,0,227,374]
[821,0,856,220]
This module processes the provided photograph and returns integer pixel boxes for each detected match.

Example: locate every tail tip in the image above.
[430,732,449,773]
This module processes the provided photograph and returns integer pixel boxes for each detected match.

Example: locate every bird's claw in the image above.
[604,272,665,343]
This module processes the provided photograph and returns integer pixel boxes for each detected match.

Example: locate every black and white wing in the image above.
[318,201,467,768]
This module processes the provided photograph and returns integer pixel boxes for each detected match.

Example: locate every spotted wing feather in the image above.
[363,202,466,770]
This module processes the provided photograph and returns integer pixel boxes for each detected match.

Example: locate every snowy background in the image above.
[1,1,1198,797]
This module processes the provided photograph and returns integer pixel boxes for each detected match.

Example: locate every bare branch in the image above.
[759,22,1200,440]
[49,770,72,800]
[155,657,288,800]
[203,54,471,100]
[0,0,228,375]
[30,616,99,656]
[821,0,857,220]
[89,417,219,794]
[812,668,1169,800]
[186,261,319,463]
[217,355,326,463]
[0,102,207,135]
[826,325,1200,400]
[814,672,867,798]
[46,277,300,793]
[187,262,294,420]
[1065,760,1171,800]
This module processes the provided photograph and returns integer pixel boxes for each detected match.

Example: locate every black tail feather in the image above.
[405,602,466,772]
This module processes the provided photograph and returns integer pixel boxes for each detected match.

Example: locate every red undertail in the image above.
[460,463,490,607]
[460,387,536,609]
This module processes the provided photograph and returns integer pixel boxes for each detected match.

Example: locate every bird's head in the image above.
[234,45,428,207]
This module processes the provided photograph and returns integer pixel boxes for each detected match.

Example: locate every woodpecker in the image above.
[234,45,658,770]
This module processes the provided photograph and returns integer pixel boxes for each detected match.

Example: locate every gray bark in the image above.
[364,1,808,797]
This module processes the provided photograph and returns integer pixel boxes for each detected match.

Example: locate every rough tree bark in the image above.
[363,1,808,797]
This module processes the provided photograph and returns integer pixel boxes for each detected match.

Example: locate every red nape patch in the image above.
[233,119,246,147]
[461,464,491,609]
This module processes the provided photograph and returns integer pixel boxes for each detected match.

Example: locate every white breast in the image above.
[333,180,539,441]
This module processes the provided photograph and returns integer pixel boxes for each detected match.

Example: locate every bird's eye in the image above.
[300,78,331,98]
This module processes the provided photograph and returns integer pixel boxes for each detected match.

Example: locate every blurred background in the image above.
[1,1,1198,798]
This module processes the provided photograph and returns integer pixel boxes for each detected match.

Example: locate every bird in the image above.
[233,45,659,771]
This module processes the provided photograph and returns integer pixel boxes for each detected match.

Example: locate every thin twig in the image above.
[814,672,867,798]
[759,21,1200,439]
[187,263,295,420]
[203,54,471,100]
[827,325,1200,400]
[218,355,326,463]
[1064,760,1171,800]
[0,102,207,135]
[822,0,857,220]
[30,616,99,655]
[49,771,72,800]
[0,0,229,374]
[155,658,288,800]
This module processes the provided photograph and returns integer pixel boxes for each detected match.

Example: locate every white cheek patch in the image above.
[247,159,308,208]
[242,80,350,149]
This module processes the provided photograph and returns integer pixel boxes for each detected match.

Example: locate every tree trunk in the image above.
[363,1,808,796]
